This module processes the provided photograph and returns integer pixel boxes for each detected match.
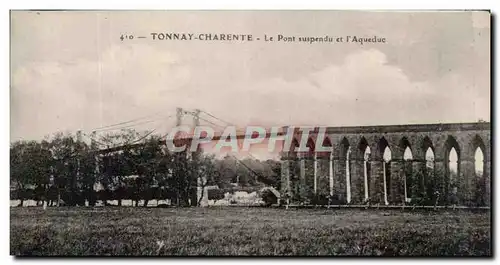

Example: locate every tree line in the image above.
[10,130,281,207]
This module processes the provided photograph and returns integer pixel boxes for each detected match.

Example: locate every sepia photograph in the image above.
[9,10,491,256]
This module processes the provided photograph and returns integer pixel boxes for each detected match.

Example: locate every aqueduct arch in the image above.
[280,122,491,206]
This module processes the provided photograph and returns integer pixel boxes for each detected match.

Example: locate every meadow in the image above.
[10,206,491,256]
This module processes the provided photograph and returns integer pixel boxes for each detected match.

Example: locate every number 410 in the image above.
[120,34,134,41]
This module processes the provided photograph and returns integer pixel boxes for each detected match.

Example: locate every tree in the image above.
[126,134,165,207]
[215,155,238,187]
[98,129,141,205]
[78,146,98,206]
[10,140,52,206]
[261,159,281,189]
[10,141,32,206]
[196,154,220,206]
[50,132,86,206]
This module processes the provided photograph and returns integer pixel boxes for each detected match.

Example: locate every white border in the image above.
[3,0,499,10]
[2,0,498,264]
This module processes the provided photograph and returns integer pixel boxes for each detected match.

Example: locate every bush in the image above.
[261,189,278,207]
[311,194,329,205]
[207,189,225,201]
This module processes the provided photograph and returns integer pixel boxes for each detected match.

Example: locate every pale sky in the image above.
[11,11,490,142]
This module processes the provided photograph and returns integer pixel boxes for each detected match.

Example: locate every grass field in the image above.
[10,207,491,256]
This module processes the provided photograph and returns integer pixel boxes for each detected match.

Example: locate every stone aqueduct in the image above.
[279,122,491,206]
